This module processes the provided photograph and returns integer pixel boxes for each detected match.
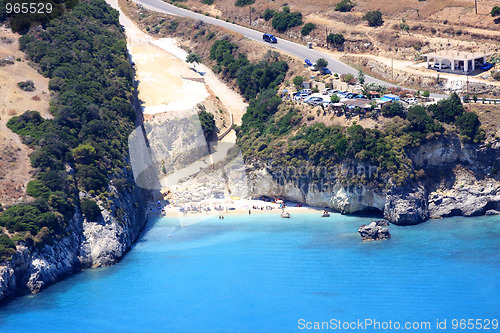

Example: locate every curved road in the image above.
[133,0,447,98]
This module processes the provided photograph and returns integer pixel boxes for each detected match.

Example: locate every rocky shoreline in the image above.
[245,134,500,225]
[0,170,148,304]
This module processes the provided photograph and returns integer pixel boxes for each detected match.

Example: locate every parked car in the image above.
[263,33,277,43]
[322,88,333,95]
[480,63,493,71]
[311,64,319,71]
[293,92,309,100]
[405,98,417,104]
[345,93,356,99]
[300,89,312,95]
[305,59,313,66]
[354,95,366,99]
[305,96,323,104]
[320,67,332,75]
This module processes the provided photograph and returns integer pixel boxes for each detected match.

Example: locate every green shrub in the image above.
[330,94,340,103]
[382,101,405,118]
[201,0,214,4]
[81,199,101,221]
[264,8,275,21]
[0,234,16,261]
[198,110,217,141]
[455,111,483,143]
[272,7,303,33]
[491,6,500,17]
[316,58,328,68]
[363,10,384,27]
[422,90,430,97]
[301,23,317,36]
[235,0,254,6]
[335,0,355,12]
[293,75,304,90]
[427,93,464,124]
[327,33,345,47]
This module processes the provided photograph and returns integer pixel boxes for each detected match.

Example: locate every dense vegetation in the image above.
[210,39,288,100]
[271,6,303,33]
[1,0,136,260]
[0,0,79,33]
[237,90,483,188]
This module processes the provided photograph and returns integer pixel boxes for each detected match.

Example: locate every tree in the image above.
[335,0,355,12]
[264,8,275,21]
[330,94,340,103]
[198,110,217,142]
[382,101,404,118]
[473,94,478,103]
[491,6,500,17]
[455,111,480,142]
[81,199,101,221]
[316,58,328,68]
[272,7,303,33]
[363,10,384,27]
[186,53,202,69]
[422,90,430,98]
[341,73,355,84]
[301,22,317,36]
[327,33,345,47]
[293,75,304,90]
[235,0,254,6]
[357,69,365,84]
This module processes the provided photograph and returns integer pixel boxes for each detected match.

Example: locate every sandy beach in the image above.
[107,0,326,219]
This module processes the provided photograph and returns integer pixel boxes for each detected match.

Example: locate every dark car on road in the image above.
[305,59,313,66]
[263,33,277,43]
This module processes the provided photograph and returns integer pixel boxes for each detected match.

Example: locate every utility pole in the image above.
[475,0,477,14]
[391,58,394,80]
[466,73,469,96]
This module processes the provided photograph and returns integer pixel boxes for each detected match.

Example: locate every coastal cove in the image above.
[0,213,499,332]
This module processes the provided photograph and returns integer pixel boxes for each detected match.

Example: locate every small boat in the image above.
[321,213,330,217]
[281,211,290,218]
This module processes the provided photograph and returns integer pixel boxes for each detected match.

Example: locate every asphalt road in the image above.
[133,0,447,98]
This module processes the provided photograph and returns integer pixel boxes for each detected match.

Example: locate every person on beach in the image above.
[248,209,251,215]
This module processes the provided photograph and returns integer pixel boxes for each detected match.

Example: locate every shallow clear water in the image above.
[0,213,499,332]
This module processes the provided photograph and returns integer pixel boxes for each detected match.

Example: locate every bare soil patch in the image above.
[0,27,51,208]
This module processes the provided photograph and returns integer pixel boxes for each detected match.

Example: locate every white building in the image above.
[422,50,491,73]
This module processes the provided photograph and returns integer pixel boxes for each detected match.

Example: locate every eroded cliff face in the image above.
[0,170,148,304]
[246,135,500,226]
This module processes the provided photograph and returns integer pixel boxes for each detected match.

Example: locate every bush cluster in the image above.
[210,39,288,100]
[271,6,303,33]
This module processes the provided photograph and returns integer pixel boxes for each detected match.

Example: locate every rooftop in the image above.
[423,50,492,60]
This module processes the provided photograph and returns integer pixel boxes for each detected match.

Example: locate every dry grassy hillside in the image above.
[176,0,500,61]
[0,27,51,208]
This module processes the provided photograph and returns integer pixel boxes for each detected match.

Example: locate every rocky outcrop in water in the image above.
[0,170,148,304]
[357,222,391,241]
[384,185,429,225]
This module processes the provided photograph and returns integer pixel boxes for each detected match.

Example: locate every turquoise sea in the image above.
[0,213,499,332]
